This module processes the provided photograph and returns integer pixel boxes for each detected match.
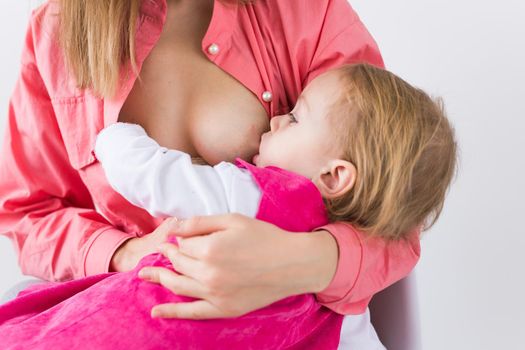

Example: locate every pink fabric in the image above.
[235,159,329,232]
[0,0,418,315]
[0,164,343,349]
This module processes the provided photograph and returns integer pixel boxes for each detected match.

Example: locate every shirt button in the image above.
[207,43,220,55]
[262,91,273,102]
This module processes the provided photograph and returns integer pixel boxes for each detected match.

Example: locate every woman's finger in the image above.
[168,214,244,238]
[175,235,216,259]
[157,243,205,280]
[151,300,223,319]
[138,266,207,299]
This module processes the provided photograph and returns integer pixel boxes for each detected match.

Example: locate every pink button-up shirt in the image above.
[0,0,420,315]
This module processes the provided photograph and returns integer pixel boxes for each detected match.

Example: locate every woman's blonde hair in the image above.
[58,0,253,99]
[326,64,457,241]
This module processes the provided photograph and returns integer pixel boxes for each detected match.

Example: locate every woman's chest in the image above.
[118,1,270,165]
[118,43,270,165]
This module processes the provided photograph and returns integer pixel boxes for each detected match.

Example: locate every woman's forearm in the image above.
[282,230,339,295]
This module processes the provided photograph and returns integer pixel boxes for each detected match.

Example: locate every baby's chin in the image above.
[253,154,274,168]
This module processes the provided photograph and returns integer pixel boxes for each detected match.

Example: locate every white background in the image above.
[0,1,524,349]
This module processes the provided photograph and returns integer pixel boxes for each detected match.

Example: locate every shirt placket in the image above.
[202,1,276,117]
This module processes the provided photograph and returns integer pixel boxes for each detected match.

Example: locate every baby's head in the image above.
[254,63,457,240]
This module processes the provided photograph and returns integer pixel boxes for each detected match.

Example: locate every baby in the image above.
[95,63,457,241]
[0,64,456,350]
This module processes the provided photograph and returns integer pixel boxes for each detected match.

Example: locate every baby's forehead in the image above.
[301,71,345,107]
[307,69,342,89]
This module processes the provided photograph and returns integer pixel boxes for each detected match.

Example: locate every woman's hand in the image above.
[110,218,178,272]
[137,214,339,319]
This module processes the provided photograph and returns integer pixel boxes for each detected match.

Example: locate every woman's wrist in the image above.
[109,238,135,272]
[283,229,339,295]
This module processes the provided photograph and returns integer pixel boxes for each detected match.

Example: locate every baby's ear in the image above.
[314,159,356,199]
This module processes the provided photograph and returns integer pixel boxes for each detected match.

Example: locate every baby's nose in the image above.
[270,114,285,132]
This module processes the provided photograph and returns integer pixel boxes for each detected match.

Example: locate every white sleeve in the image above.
[94,122,261,219]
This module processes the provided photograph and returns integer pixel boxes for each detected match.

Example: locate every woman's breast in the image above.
[118,51,270,166]
[188,65,270,165]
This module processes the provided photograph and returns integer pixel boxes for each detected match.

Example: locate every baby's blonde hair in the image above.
[325,64,457,240]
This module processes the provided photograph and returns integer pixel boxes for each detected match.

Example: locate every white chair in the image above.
[369,273,422,350]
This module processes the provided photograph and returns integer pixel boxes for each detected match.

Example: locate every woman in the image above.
[0,0,419,344]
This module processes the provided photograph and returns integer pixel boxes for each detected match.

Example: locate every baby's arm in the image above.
[94,122,260,219]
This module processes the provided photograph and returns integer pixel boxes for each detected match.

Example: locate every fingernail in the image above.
[157,243,169,253]
[170,218,183,231]
[138,269,151,279]
[151,308,162,318]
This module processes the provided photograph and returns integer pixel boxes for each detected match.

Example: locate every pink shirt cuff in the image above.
[83,227,134,276]
[314,223,362,304]
[314,222,421,315]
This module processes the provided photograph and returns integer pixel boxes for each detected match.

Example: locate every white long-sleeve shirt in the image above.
[94,122,261,219]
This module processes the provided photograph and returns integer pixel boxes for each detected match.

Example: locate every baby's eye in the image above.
[289,112,298,123]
